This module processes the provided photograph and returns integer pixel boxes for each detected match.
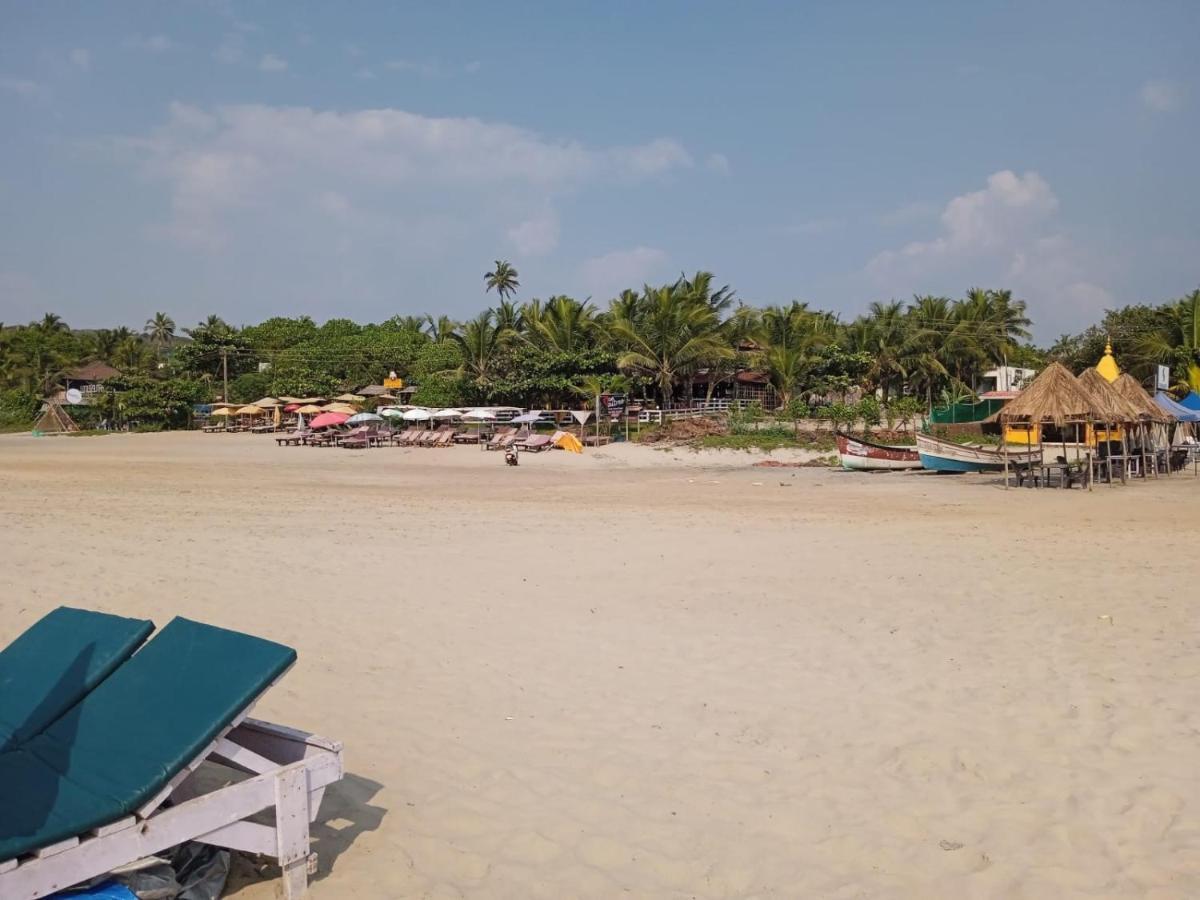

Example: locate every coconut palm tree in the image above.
[529,296,599,353]
[144,312,176,359]
[424,314,458,344]
[610,285,732,407]
[1134,288,1200,391]
[484,260,519,301]
[452,311,503,393]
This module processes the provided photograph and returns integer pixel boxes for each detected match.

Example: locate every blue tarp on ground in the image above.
[1179,392,1200,412]
[1155,392,1200,422]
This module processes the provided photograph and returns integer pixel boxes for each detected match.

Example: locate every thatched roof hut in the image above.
[1076,367,1143,424]
[996,362,1097,425]
[1112,373,1172,423]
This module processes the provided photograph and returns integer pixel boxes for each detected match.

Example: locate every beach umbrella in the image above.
[432,408,463,419]
[552,430,583,453]
[323,403,359,415]
[347,412,383,424]
[277,396,303,405]
[296,413,306,430]
[333,393,365,404]
[310,412,349,429]
[295,404,323,415]
[235,405,264,416]
[253,397,282,408]
[402,408,432,421]
[511,411,543,424]
[379,407,406,418]
[461,409,496,421]
[273,406,282,428]
[210,407,235,417]
[283,403,301,413]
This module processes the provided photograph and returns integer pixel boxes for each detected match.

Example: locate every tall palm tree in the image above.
[609,285,732,407]
[37,312,68,334]
[484,260,520,301]
[144,312,176,358]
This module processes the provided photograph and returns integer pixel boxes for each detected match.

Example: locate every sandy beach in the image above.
[1,431,1197,899]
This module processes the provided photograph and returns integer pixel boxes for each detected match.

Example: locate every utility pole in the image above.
[221,348,229,402]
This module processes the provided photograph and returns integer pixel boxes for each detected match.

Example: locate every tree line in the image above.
[1,262,1197,429]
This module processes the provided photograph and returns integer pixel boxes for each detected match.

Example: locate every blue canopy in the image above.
[1179,391,1200,412]
[1154,391,1200,422]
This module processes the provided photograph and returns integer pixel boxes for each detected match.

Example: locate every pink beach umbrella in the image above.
[309,412,349,429]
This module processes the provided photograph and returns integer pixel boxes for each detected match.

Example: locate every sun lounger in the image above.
[0,607,153,753]
[0,615,343,899]
[275,430,311,446]
[518,434,553,452]
[431,429,455,448]
[485,427,516,450]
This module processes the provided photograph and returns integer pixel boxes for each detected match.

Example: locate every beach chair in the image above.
[485,427,516,450]
[396,428,421,446]
[518,434,553,452]
[431,429,455,448]
[0,613,343,900]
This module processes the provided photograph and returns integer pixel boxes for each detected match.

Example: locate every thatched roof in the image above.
[1113,373,1172,423]
[996,362,1097,425]
[1076,368,1144,424]
[65,361,121,382]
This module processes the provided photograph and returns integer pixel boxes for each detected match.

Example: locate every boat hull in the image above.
[836,434,921,471]
[916,434,1038,473]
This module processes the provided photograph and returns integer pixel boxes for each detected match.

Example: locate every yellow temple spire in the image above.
[1096,337,1120,382]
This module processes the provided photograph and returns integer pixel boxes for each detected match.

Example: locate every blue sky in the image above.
[1,1,1197,340]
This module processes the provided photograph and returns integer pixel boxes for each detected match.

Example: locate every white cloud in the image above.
[69,49,91,71]
[705,152,730,174]
[866,170,1113,333]
[868,170,1057,275]
[579,246,669,299]
[124,103,696,252]
[126,34,175,53]
[507,207,560,256]
[1140,79,1182,113]
[0,76,45,99]
[354,68,375,80]
[259,54,288,73]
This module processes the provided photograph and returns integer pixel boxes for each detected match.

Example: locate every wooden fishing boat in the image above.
[835,433,922,471]
[916,433,1039,473]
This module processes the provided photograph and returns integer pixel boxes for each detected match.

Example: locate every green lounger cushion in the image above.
[0,616,296,861]
[0,607,154,753]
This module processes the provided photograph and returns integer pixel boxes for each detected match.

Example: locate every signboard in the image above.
[1156,365,1171,391]
[604,393,626,421]
[383,377,404,390]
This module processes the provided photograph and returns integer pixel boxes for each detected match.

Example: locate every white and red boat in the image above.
[835,433,922,471]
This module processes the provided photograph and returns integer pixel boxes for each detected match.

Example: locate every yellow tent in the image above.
[553,431,583,454]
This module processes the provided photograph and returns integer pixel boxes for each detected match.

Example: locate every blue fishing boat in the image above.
[916,433,1038,473]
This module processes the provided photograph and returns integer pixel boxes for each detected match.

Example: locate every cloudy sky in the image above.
[1,1,1197,339]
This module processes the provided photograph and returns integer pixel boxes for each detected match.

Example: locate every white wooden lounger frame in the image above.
[0,702,344,900]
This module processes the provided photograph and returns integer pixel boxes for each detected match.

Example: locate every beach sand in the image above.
[1,431,1197,899]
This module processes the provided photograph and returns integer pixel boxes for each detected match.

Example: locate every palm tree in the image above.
[144,312,176,359]
[424,314,458,344]
[529,296,599,353]
[1134,288,1200,391]
[492,299,522,338]
[609,285,732,407]
[452,312,503,393]
[485,260,519,301]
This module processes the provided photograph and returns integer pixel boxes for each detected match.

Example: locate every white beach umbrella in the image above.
[378,407,406,418]
[511,411,543,424]
[347,412,383,424]
[402,408,433,421]
[431,408,463,419]
[461,409,496,421]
